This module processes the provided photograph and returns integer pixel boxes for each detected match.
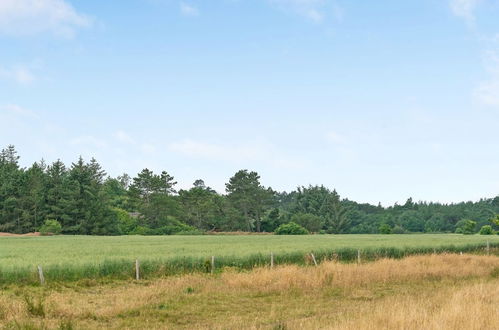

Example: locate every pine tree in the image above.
[0,145,23,232]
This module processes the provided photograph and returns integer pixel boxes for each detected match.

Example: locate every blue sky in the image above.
[1,0,499,205]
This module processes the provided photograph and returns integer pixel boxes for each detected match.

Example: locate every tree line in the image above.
[1,145,498,235]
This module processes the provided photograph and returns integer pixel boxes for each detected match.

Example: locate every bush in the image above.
[392,225,405,234]
[379,223,392,234]
[39,219,62,235]
[456,219,477,235]
[127,220,200,236]
[479,225,494,235]
[128,226,151,235]
[274,222,309,235]
[111,208,138,235]
[291,213,323,232]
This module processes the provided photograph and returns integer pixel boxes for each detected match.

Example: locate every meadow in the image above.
[0,253,497,329]
[0,234,497,284]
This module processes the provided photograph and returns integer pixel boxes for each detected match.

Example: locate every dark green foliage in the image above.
[112,208,138,235]
[392,225,405,234]
[379,223,392,234]
[2,145,499,236]
[261,208,284,232]
[226,170,273,232]
[291,213,323,232]
[274,222,309,235]
[39,219,62,235]
[479,225,494,235]
[178,180,226,231]
[456,219,477,235]
[492,215,499,226]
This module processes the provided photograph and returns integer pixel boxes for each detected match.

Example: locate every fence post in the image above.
[37,265,45,285]
[211,256,215,274]
[310,253,318,266]
[135,259,140,280]
[487,241,490,256]
[357,249,361,264]
[270,252,274,268]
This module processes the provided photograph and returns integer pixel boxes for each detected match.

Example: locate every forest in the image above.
[1,145,498,235]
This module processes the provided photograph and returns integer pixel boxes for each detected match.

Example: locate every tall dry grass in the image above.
[220,253,497,291]
[302,282,499,330]
[0,254,497,329]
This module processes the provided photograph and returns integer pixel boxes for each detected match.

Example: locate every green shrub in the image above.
[111,208,138,235]
[290,213,323,232]
[379,223,392,234]
[479,225,494,235]
[127,221,199,236]
[128,226,151,235]
[39,219,62,236]
[456,219,477,235]
[274,222,309,235]
[392,225,405,234]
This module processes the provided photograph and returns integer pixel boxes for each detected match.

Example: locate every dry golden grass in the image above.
[0,253,497,329]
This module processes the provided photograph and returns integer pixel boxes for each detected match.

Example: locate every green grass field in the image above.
[1,234,497,284]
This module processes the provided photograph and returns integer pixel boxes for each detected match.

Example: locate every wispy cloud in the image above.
[0,104,39,119]
[113,130,136,145]
[180,2,199,17]
[449,0,481,25]
[169,139,260,161]
[113,130,157,154]
[269,0,342,23]
[474,51,499,107]
[0,0,91,37]
[0,65,36,85]
[69,136,108,149]
[325,130,347,145]
[169,139,306,169]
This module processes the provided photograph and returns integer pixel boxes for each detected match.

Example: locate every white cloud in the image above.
[474,51,499,107]
[0,65,36,85]
[69,136,107,148]
[0,0,91,37]
[141,143,157,154]
[269,0,335,23]
[113,130,157,154]
[0,104,38,118]
[331,2,344,22]
[180,2,199,17]
[169,139,306,169]
[169,139,259,161]
[449,0,480,24]
[325,130,347,144]
[474,80,499,106]
[113,130,136,145]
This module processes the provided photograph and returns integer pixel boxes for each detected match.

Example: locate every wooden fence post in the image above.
[135,259,140,280]
[211,256,215,274]
[270,252,274,268]
[487,241,490,256]
[37,266,45,285]
[357,249,361,264]
[310,253,318,266]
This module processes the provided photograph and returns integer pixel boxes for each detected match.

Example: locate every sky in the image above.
[1,0,499,206]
